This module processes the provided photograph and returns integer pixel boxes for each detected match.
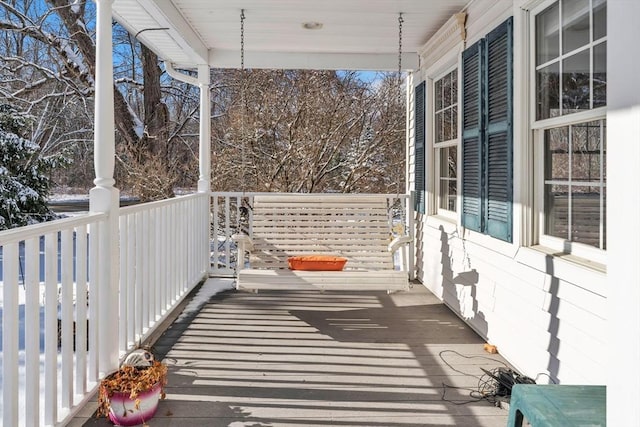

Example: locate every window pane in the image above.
[536,2,560,65]
[545,127,569,180]
[451,105,458,140]
[444,108,452,141]
[442,73,452,107]
[562,0,590,54]
[448,180,457,211]
[451,69,458,105]
[435,79,443,110]
[435,70,458,143]
[572,121,601,182]
[449,146,457,178]
[440,146,457,178]
[593,0,607,40]
[562,50,590,114]
[545,184,569,239]
[593,42,607,108]
[571,186,601,248]
[439,146,457,212]
[537,62,560,120]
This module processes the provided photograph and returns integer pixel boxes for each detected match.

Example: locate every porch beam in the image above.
[209,50,419,71]
[607,0,640,424]
[90,0,120,376]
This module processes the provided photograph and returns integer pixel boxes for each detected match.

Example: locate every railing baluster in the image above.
[203,195,209,274]
[187,198,192,282]
[24,237,40,426]
[169,203,175,303]
[127,214,135,346]
[212,194,219,274]
[75,224,88,395]
[224,196,231,271]
[61,228,74,409]
[160,206,167,313]
[88,222,100,384]
[149,207,157,323]
[2,242,19,426]
[119,215,128,354]
[141,209,149,333]
[44,232,58,424]
[135,211,143,341]
[182,201,187,291]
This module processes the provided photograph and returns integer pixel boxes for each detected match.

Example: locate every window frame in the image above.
[432,66,460,219]
[530,0,607,263]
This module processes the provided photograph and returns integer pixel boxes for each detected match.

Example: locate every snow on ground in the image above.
[177,278,235,322]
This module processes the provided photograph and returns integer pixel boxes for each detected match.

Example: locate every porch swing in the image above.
[233,11,412,292]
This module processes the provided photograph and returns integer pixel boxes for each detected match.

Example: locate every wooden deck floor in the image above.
[69,281,510,426]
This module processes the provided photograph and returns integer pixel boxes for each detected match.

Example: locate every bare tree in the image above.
[211,69,405,194]
[1,2,405,201]
[0,0,201,200]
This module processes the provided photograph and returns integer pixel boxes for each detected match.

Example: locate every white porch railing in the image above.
[0,192,210,426]
[209,192,415,277]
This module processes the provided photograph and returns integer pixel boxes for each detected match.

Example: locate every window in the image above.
[535,0,607,119]
[414,81,426,214]
[534,0,607,255]
[543,120,606,249]
[434,69,458,215]
[461,17,513,242]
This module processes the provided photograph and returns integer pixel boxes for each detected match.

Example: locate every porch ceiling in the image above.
[112,0,469,70]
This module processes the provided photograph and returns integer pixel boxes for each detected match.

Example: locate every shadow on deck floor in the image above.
[68,282,509,427]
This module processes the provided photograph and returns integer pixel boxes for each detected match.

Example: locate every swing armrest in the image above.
[232,233,254,253]
[388,235,412,273]
[232,234,253,272]
[388,235,412,253]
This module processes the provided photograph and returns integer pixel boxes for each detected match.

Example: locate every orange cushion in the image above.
[288,255,348,271]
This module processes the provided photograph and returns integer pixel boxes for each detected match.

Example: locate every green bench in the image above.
[506,384,605,426]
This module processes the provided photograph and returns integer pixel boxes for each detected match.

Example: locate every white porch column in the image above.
[91,0,120,376]
[607,0,640,424]
[197,64,211,192]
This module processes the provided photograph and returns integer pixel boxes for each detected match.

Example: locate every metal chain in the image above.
[240,9,245,71]
[396,12,406,233]
[398,12,403,93]
[240,9,246,196]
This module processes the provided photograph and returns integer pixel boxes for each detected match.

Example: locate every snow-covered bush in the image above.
[0,106,68,230]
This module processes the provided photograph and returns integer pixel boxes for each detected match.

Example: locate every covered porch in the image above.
[69,282,510,426]
[1,0,639,425]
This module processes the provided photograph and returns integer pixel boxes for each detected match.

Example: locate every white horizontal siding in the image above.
[421,218,607,384]
[411,0,608,386]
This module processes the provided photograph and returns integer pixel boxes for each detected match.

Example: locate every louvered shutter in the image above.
[414,81,426,214]
[484,17,513,242]
[461,40,483,232]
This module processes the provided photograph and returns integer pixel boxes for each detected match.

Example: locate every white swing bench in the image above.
[233,194,411,292]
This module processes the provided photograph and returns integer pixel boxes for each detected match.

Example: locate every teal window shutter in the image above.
[414,81,426,214]
[462,40,483,232]
[484,18,513,242]
[461,17,513,242]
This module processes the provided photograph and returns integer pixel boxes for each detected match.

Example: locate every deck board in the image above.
[68,281,510,426]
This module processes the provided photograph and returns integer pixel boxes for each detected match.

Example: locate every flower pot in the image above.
[106,380,162,426]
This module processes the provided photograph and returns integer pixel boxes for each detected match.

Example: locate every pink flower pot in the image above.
[107,381,162,426]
